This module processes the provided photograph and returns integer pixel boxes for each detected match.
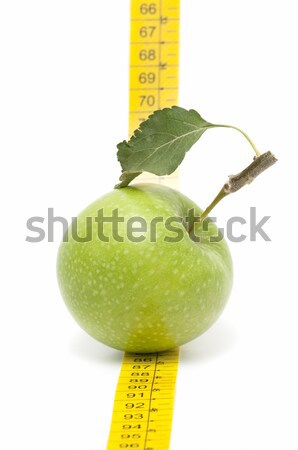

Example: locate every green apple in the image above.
[57,183,233,352]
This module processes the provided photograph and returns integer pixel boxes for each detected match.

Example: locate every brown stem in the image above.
[224,151,277,194]
[189,151,277,231]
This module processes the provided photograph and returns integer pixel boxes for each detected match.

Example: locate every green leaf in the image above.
[115,106,215,188]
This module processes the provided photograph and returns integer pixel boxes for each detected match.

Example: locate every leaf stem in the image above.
[214,124,261,157]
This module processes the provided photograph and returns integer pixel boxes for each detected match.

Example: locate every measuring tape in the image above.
[129,0,180,137]
[107,1,180,449]
[107,349,179,449]
[128,0,180,189]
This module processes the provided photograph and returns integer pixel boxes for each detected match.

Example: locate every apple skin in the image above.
[57,184,233,352]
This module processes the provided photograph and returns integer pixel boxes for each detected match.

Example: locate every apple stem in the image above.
[190,151,278,228]
[197,187,228,223]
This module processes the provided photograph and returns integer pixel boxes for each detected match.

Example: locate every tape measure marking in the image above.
[106,2,180,449]
[107,349,180,450]
[129,0,180,137]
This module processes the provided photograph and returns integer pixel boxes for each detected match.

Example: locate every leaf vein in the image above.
[133,128,202,169]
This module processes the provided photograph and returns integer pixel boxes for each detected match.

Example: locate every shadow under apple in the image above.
[180,320,238,364]
[69,332,123,365]
[69,319,237,365]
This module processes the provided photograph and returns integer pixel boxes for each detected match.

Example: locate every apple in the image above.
[57,183,233,353]
[57,107,276,352]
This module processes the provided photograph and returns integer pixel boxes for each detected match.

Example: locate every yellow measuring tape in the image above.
[129,0,180,137]
[107,350,179,449]
[107,1,180,449]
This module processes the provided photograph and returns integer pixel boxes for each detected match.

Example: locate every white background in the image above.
[0,1,297,449]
